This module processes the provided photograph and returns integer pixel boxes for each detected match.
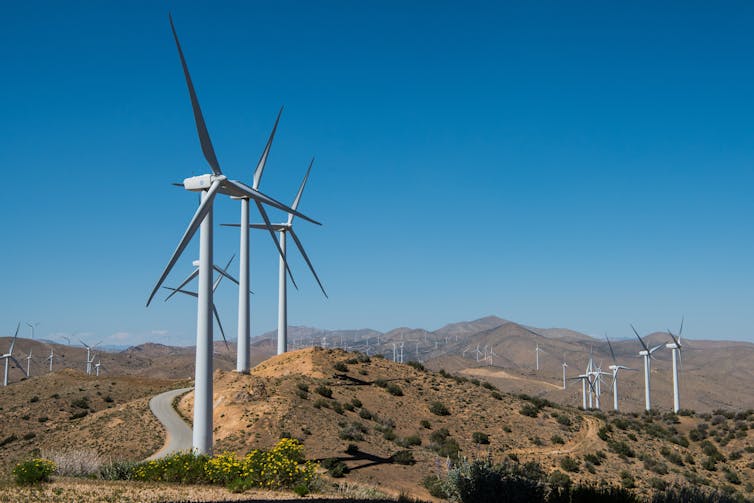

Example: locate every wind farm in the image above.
[2,3,754,502]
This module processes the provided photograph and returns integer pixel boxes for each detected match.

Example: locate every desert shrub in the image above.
[333,362,348,372]
[381,427,397,441]
[43,448,103,477]
[358,408,373,420]
[397,434,422,447]
[315,385,332,398]
[296,382,309,392]
[723,468,741,485]
[701,457,717,471]
[660,447,684,466]
[548,470,572,490]
[0,434,18,447]
[472,432,490,445]
[339,421,368,441]
[321,458,349,478]
[22,432,36,441]
[345,443,359,455]
[38,416,48,423]
[570,484,639,502]
[386,382,404,396]
[29,396,39,403]
[491,391,503,400]
[391,450,416,465]
[351,397,362,408]
[420,419,431,429]
[104,395,114,403]
[70,397,89,409]
[313,398,329,409]
[407,360,425,371]
[445,459,545,503]
[556,415,572,427]
[649,477,668,491]
[331,401,344,415]
[423,475,450,498]
[551,434,565,445]
[519,403,539,418]
[429,401,450,416]
[99,460,137,480]
[429,428,460,459]
[607,439,635,458]
[578,454,599,469]
[644,457,669,475]
[620,470,635,489]
[728,450,742,461]
[651,484,742,503]
[21,414,30,421]
[470,378,481,386]
[13,458,56,485]
[70,410,88,420]
[597,426,611,441]
[133,451,210,484]
[560,456,579,473]
[374,378,388,388]
[296,388,308,399]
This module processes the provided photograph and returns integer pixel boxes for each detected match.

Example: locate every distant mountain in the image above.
[434,315,509,337]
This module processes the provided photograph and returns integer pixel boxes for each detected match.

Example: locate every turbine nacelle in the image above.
[183,174,223,192]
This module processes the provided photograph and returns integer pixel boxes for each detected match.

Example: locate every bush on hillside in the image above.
[429,401,450,416]
[13,458,56,485]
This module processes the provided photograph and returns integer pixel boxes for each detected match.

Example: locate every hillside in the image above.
[171,348,754,501]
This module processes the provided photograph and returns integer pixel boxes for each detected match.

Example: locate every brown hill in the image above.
[171,348,754,500]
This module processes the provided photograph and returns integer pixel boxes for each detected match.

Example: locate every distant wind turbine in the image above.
[605,335,635,412]
[666,318,685,413]
[2,323,25,386]
[632,324,663,411]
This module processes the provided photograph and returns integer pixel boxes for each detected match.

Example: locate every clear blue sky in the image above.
[2,1,753,346]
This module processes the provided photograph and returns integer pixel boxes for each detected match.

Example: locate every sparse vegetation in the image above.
[13,458,55,485]
[315,384,333,398]
[429,401,450,416]
[472,432,490,445]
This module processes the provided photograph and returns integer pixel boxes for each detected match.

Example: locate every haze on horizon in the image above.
[1,2,753,346]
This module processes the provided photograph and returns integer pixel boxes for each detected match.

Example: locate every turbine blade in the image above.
[168,14,222,176]
[164,268,200,302]
[605,335,617,364]
[631,324,649,352]
[254,200,298,290]
[288,158,313,225]
[223,179,321,226]
[13,322,20,339]
[163,286,199,298]
[212,265,239,286]
[11,356,26,376]
[289,228,327,298]
[679,316,684,339]
[252,106,283,190]
[667,329,681,347]
[212,303,229,350]
[147,179,221,306]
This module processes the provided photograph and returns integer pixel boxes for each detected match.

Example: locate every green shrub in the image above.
[556,415,572,427]
[296,388,308,399]
[398,434,422,447]
[358,408,373,420]
[13,458,56,485]
[423,475,449,498]
[551,434,565,445]
[29,396,39,403]
[0,434,18,447]
[607,439,635,458]
[429,401,450,416]
[445,459,545,503]
[420,419,431,429]
[407,361,425,371]
[345,443,359,455]
[22,432,36,441]
[391,450,416,465]
[491,391,503,400]
[620,470,635,489]
[519,403,539,418]
[350,397,362,408]
[321,458,349,478]
[560,456,579,473]
[99,460,137,480]
[315,385,332,398]
[548,470,571,490]
[331,401,344,415]
[313,398,329,409]
[333,362,348,372]
[297,382,309,392]
[472,432,490,445]
[386,383,404,396]
[70,410,88,420]
[583,453,602,466]
[71,397,89,409]
[374,378,388,388]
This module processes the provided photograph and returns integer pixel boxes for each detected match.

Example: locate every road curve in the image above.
[146,387,193,460]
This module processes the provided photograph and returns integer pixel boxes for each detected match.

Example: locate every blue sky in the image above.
[1,1,753,346]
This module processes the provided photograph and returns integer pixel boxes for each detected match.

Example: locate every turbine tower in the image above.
[632,324,663,411]
[224,161,326,355]
[561,355,568,390]
[25,349,33,377]
[79,339,101,376]
[666,318,684,413]
[605,335,635,412]
[47,348,54,372]
[146,16,319,455]
[1,323,24,386]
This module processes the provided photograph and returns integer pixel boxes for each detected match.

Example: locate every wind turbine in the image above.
[561,355,568,390]
[79,339,101,376]
[47,348,54,372]
[163,255,239,349]
[94,360,106,377]
[26,322,39,340]
[666,318,684,413]
[224,160,326,355]
[146,16,320,456]
[605,335,635,412]
[535,344,543,371]
[2,323,25,386]
[570,373,592,409]
[632,324,663,411]
[25,349,33,377]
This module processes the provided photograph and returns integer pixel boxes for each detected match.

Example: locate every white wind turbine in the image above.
[2,323,25,386]
[25,349,33,377]
[224,160,326,355]
[570,373,592,410]
[94,359,106,377]
[146,15,320,456]
[535,343,543,371]
[79,339,101,376]
[47,348,54,372]
[604,335,635,412]
[666,318,684,413]
[632,324,663,411]
[163,255,239,349]
[561,355,568,390]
